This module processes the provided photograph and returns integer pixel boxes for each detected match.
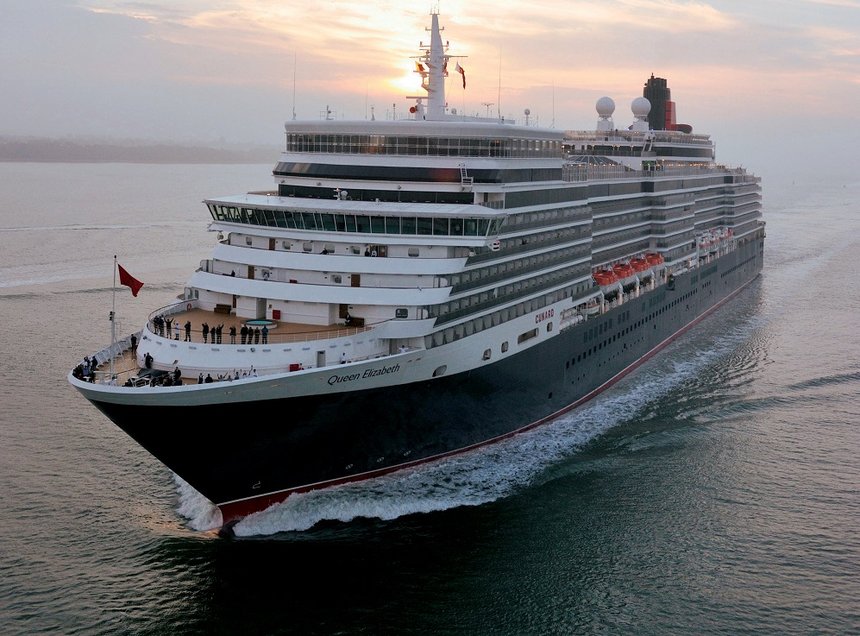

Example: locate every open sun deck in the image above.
[75,304,378,387]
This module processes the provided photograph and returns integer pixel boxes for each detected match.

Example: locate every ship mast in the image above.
[425,12,446,119]
[411,12,458,121]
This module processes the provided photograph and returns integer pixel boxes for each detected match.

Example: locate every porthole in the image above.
[432,365,447,377]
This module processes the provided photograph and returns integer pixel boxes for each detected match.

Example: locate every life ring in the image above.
[186,303,192,311]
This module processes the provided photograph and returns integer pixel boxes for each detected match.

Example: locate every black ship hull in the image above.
[89,238,763,524]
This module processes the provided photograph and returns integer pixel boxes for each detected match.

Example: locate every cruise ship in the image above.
[68,12,764,533]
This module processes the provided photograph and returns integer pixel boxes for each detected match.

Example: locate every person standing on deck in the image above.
[184,321,191,342]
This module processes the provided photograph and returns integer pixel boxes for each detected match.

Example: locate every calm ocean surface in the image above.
[0,162,858,635]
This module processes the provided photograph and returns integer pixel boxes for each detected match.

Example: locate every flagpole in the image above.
[110,255,117,381]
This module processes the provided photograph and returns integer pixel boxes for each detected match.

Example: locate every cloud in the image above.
[1,0,857,167]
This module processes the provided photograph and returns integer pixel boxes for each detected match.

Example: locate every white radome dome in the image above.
[631,97,651,117]
[596,96,615,117]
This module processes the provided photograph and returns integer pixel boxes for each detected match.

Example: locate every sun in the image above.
[389,65,424,96]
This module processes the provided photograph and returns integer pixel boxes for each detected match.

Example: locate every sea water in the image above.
[0,162,857,635]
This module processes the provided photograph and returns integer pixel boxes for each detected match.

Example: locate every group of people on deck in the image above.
[197,367,258,383]
[150,314,193,341]
[201,322,226,344]
[149,317,269,345]
[240,325,268,345]
[118,364,261,388]
[72,357,98,382]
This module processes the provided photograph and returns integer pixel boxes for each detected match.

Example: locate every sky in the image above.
[2,0,859,181]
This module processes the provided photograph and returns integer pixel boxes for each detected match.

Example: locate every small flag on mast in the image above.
[117,263,144,297]
[455,61,466,89]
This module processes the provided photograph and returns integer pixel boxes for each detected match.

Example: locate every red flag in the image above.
[118,263,144,297]
[455,62,466,89]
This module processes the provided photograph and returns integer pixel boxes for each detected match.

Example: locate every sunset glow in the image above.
[2,0,859,175]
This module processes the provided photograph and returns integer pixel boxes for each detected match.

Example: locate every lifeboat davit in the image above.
[593,269,618,287]
[645,252,664,266]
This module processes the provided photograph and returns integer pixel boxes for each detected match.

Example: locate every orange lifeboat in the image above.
[645,252,664,266]
[612,262,635,280]
[593,270,618,287]
[630,256,650,272]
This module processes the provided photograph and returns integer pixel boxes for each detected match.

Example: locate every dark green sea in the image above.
[0,163,857,635]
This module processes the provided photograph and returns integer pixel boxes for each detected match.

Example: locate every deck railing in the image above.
[145,301,374,345]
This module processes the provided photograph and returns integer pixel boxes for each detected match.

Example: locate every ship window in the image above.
[433,217,448,235]
[501,341,509,353]
[385,217,400,233]
[301,212,318,230]
[408,247,419,257]
[355,215,369,233]
[283,211,298,229]
[517,328,538,344]
[546,322,553,333]
[417,217,433,235]
[371,216,385,233]
[302,242,313,252]
[402,217,416,234]
[331,274,342,284]
[432,365,447,377]
[395,308,408,318]
[320,214,336,231]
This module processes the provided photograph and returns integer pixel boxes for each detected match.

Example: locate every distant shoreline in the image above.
[0,137,280,164]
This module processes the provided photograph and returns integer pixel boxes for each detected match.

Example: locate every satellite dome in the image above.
[596,96,615,117]
[631,97,651,117]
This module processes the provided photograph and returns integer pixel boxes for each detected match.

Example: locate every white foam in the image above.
[174,476,222,532]
[233,368,701,535]
[176,316,753,537]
